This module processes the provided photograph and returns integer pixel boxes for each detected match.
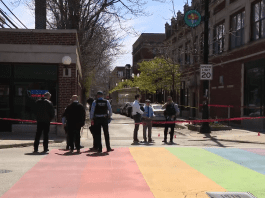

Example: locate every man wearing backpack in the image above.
[162,96,180,144]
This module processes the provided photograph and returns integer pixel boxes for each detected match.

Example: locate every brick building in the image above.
[165,0,265,130]
[0,29,84,133]
[132,33,166,103]
[109,64,132,91]
[132,33,166,75]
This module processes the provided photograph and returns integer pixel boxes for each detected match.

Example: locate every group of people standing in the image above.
[132,94,179,144]
[33,91,179,153]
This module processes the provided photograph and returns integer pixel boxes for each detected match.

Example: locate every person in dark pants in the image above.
[162,96,179,144]
[90,91,113,153]
[131,94,144,143]
[33,92,55,153]
[87,97,97,150]
[62,99,72,150]
[63,95,86,153]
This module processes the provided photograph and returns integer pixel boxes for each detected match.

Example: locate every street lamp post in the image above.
[200,0,211,133]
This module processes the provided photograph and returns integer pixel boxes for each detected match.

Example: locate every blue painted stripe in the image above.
[204,148,265,175]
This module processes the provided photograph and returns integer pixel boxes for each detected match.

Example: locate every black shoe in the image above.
[133,139,139,143]
[162,140,167,143]
[70,149,74,153]
[143,139,147,143]
[148,139,154,143]
[97,149,102,153]
[66,146,70,150]
[107,148,114,152]
[43,149,49,152]
[33,150,38,153]
[77,150,81,154]
[80,145,84,149]
[169,140,173,144]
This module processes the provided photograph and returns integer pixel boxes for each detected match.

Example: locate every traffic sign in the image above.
[200,64,212,80]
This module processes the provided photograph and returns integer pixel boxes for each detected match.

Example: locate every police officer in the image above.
[162,96,179,144]
[90,91,113,153]
[33,92,55,153]
[63,95,86,153]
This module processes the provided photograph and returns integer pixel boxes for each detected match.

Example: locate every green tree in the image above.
[136,57,181,100]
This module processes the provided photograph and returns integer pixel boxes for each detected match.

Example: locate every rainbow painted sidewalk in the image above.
[1,148,265,198]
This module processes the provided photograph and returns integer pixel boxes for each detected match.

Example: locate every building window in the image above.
[193,36,198,63]
[178,46,183,65]
[185,42,190,65]
[213,21,225,54]
[244,61,265,116]
[230,10,245,49]
[118,71,123,77]
[252,1,265,40]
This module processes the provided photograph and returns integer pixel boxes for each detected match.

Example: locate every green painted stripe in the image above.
[166,148,265,198]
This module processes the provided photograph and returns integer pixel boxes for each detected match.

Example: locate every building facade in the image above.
[109,64,132,91]
[0,29,84,133]
[132,33,166,103]
[165,0,265,130]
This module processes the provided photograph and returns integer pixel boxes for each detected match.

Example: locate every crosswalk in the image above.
[1,148,265,198]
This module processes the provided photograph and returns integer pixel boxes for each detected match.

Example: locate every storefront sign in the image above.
[206,192,256,198]
[30,90,48,98]
[184,10,201,28]
[200,64,212,80]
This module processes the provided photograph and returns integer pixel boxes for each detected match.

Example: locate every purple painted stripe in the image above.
[241,148,265,156]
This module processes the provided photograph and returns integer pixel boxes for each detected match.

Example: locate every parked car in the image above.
[150,104,166,121]
[120,102,130,115]
[125,102,133,117]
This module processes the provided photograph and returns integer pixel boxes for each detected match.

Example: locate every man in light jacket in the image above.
[142,99,155,143]
[132,94,144,143]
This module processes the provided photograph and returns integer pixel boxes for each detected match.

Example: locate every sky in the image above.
[0,0,190,69]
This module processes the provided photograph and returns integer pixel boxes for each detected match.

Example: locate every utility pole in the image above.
[200,0,211,133]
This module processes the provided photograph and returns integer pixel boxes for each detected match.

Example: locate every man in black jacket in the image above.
[34,92,55,152]
[162,96,179,144]
[87,97,97,150]
[63,95,86,153]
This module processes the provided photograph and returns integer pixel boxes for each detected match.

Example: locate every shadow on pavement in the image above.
[86,152,109,157]
[25,152,49,156]
[189,133,265,146]
[54,151,81,156]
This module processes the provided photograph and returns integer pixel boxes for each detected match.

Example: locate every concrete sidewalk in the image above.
[0,131,65,149]
[0,125,265,149]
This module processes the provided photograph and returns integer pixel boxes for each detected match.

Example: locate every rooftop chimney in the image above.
[35,0,46,29]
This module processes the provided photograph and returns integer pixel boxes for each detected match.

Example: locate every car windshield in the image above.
[152,105,162,109]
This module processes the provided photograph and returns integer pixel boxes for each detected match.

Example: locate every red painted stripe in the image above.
[241,148,265,156]
[76,148,154,198]
[1,149,88,198]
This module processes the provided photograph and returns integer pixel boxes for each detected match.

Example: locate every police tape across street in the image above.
[1,116,265,126]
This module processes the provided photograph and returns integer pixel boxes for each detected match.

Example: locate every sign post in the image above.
[200,0,211,134]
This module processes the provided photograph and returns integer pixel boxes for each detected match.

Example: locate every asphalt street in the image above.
[0,113,265,198]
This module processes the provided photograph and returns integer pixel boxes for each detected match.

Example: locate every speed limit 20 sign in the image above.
[200,64,213,80]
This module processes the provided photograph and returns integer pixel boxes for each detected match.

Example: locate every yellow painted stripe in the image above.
[129,147,227,198]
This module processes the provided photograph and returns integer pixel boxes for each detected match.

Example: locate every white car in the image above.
[150,104,166,121]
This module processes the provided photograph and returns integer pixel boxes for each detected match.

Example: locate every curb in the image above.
[0,140,64,149]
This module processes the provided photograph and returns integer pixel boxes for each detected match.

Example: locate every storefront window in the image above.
[0,84,10,118]
[12,64,57,120]
[244,61,265,116]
